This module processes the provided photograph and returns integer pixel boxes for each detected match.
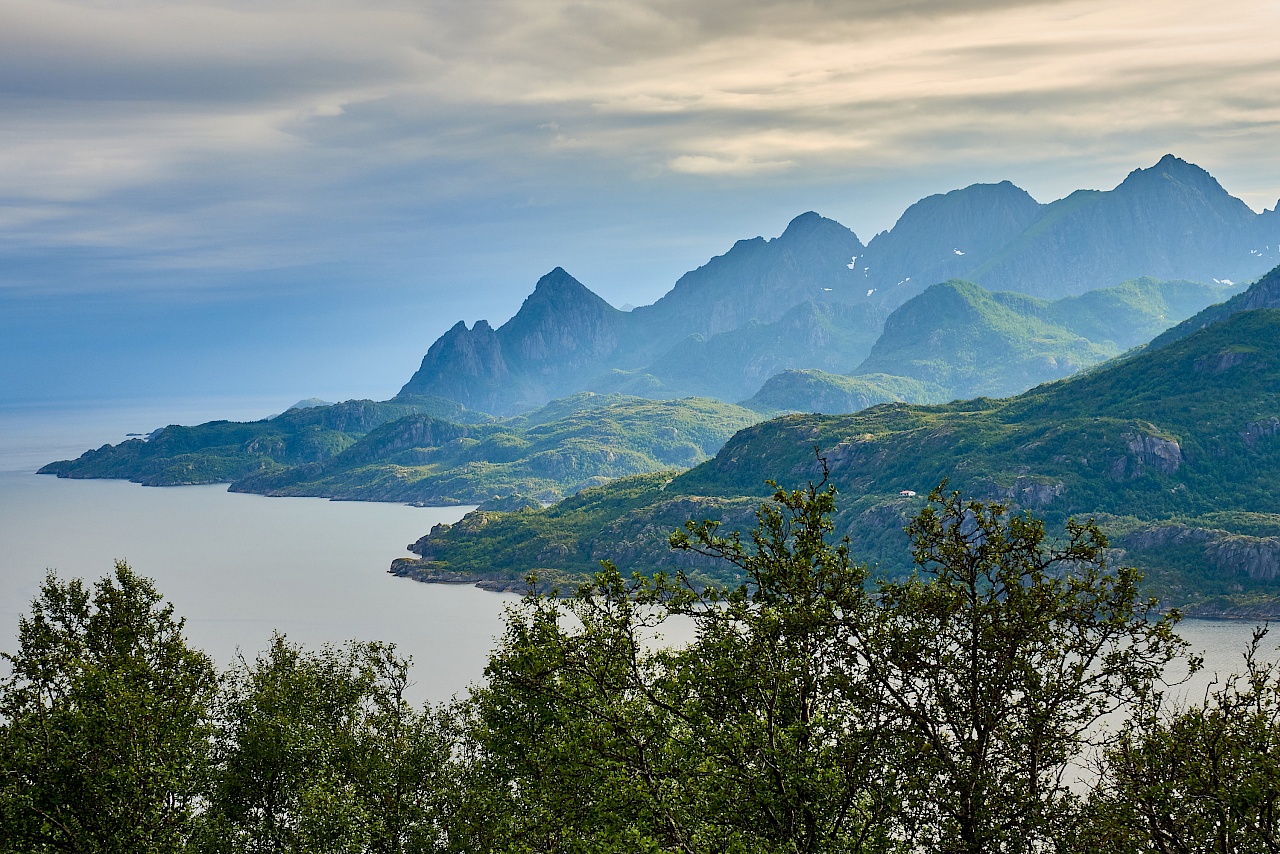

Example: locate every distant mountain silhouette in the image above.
[399,156,1280,414]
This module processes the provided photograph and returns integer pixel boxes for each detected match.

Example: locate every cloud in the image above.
[0,0,1278,300]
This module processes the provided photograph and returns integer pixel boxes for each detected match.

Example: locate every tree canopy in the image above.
[3,480,1276,853]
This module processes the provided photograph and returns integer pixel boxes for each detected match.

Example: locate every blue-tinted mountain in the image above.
[396,156,1274,416]
[398,267,626,411]
[965,155,1279,297]
[630,211,868,340]
[854,181,1043,306]
[592,300,889,403]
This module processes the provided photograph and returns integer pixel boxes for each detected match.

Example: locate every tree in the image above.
[0,562,218,854]
[1083,626,1280,853]
[200,635,452,854]
[862,486,1189,854]
[466,472,902,853]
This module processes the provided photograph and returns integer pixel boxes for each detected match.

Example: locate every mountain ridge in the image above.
[397,156,1278,414]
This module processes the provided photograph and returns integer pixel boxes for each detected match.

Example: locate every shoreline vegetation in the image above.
[4,483,1278,852]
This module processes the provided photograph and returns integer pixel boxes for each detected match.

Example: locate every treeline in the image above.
[2,482,1279,853]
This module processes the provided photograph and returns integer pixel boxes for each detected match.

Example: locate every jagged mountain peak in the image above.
[1117,154,1231,198]
[532,266,586,292]
[775,211,858,245]
[502,267,619,325]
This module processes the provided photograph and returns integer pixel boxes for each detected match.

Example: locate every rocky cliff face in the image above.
[398,320,511,411]
[495,267,625,373]
[1119,524,1280,582]
[398,268,629,412]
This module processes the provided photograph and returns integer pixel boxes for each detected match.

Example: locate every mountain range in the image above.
[399,155,1278,414]
[391,264,1280,617]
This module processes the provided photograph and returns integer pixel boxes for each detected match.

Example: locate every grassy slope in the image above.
[239,394,762,504]
[411,308,1280,613]
[742,370,949,414]
[849,278,1239,401]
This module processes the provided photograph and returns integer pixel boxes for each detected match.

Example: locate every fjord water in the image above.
[0,401,516,704]
[0,401,1273,706]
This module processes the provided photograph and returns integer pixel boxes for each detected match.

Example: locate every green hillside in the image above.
[850,278,1239,400]
[36,397,484,486]
[41,394,762,506]
[742,369,948,414]
[400,304,1280,616]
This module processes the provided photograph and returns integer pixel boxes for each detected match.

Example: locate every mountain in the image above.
[597,300,889,402]
[396,157,1273,416]
[398,268,627,412]
[854,181,1043,305]
[630,211,868,340]
[849,277,1239,400]
[396,266,1280,615]
[852,281,1113,398]
[966,155,1279,297]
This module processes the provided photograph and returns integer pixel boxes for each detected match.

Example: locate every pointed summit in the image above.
[1117,154,1227,197]
[497,268,624,372]
[532,266,589,294]
[776,211,857,245]
[970,156,1270,296]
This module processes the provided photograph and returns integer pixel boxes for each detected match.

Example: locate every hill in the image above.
[40,394,762,506]
[850,277,1239,400]
[396,271,1280,616]
[742,370,948,414]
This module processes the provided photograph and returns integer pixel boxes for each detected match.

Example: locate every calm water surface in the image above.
[0,401,1273,707]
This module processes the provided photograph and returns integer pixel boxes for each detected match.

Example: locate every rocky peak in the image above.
[1115,154,1246,213]
[858,181,1043,308]
[497,267,624,369]
[396,318,510,409]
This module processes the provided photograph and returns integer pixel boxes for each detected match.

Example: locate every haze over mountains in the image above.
[400,155,1277,414]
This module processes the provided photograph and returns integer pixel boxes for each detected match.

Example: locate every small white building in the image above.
[899,490,918,497]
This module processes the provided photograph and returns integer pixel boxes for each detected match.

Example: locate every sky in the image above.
[2,0,1279,409]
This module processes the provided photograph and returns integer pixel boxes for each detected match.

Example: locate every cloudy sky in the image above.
[3,0,1279,407]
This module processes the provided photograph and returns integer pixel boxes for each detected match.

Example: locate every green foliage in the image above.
[1083,627,1280,852]
[458,474,1191,853]
[462,476,903,853]
[0,563,218,854]
[0,488,1270,853]
[743,369,948,415]
[200,636,452,854]
[42,394,761,507]
[871,487,1187,853]
[850,277,1238,402]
